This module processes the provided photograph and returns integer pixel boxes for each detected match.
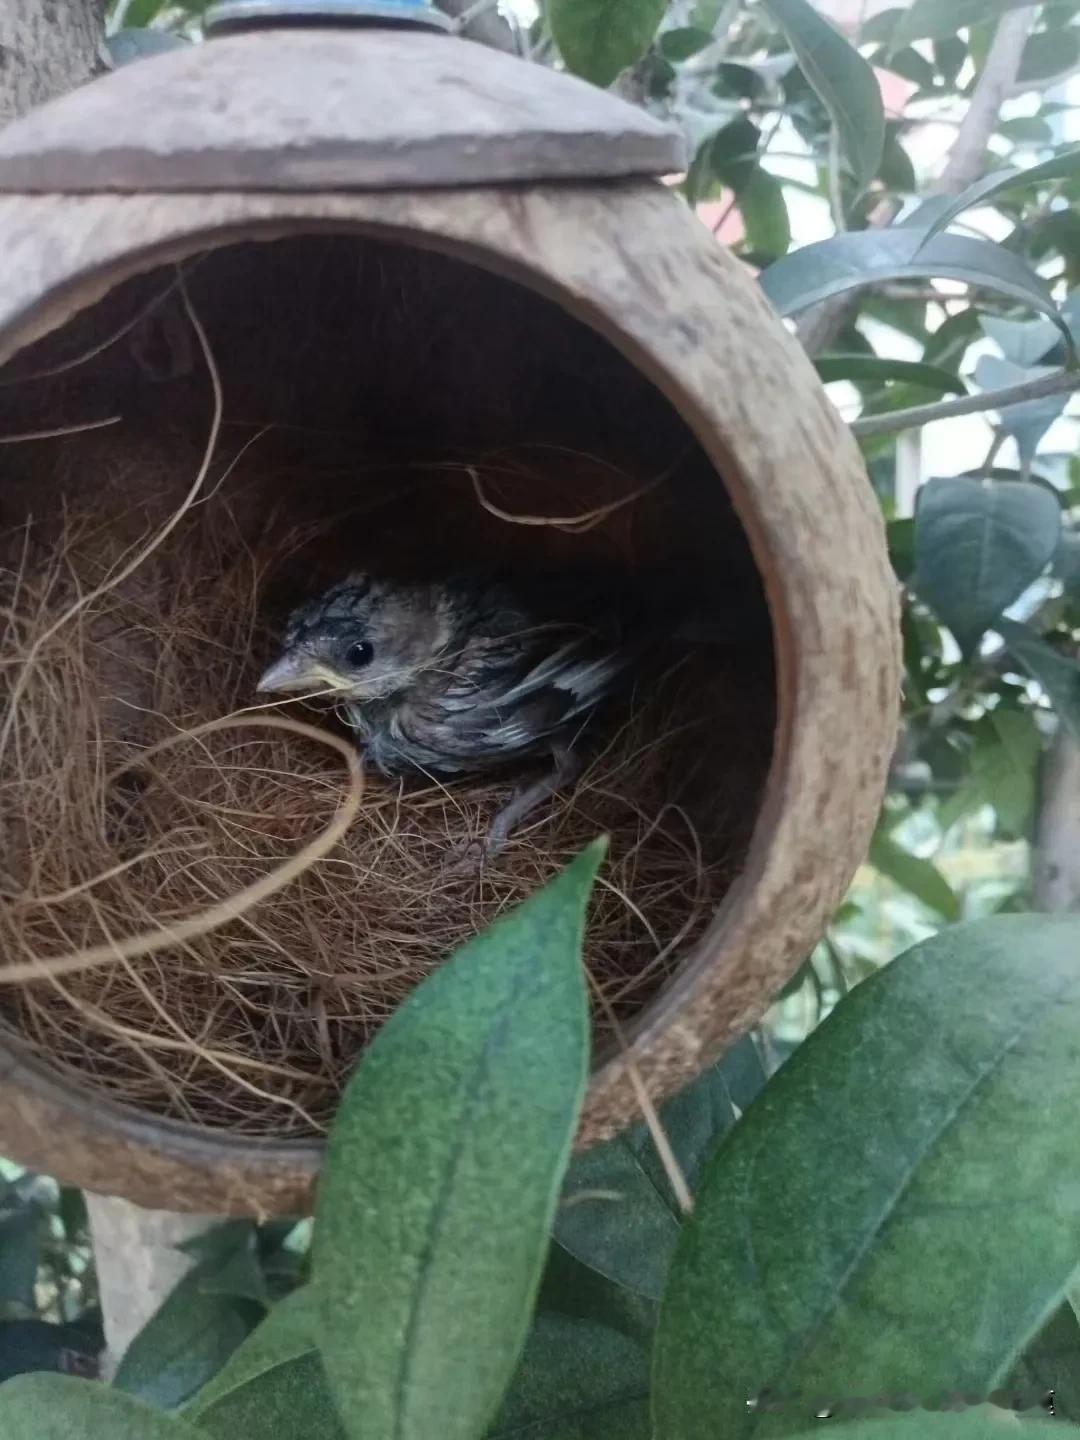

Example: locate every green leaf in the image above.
[0,1204,42,1315]
[120,0,172,23]
[643,53,677,99]
[974,357,1071,467]
[1019,28,1080,87]
[913,147,1080,242]
[653,914,1080,1439]
[816,355,967,393]
[176,1220,253,1263]
[718,1032,769,1113]
[981,313,1060,368]
[875,44,936,91]
[894,0,1046,45]
[777,1418,1070,1439]
[1005,1296,1080,1419]
[690,0,725,28]
[739,168,791,260]
[659,26,712,61]
[555,1062,737,1300]
[924,307,982,370]
[549,0,667,87]
[912,476,1061,656]
[1056,531,1080,592]
[198,1238,271,1308]
[315,843,602,1440]
[190,1290,344,1440]
[867,830,960,921]
[57,1187,87,1242]
[938,709,1041,838]
[691,116,789,258]
[537,1242,658,1348]
[762,0,886,198]
[999,116,1055,146]
[113,1245,264,1410]
[859,7,903,45]
[714,60,768,100]
[488,1313,650,1440]
[934,34,967,86]
[979,714,1042,840]
[761,230,1073,352]
[996,620,1080,745]
[0,1373,205,1438]
[878,124,917,193]
[707,114,763,191]
[888,517,915,582]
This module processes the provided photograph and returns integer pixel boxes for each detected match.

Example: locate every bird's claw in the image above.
[441,839,488,880]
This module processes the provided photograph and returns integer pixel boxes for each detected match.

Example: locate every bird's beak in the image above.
[257,653,318,694]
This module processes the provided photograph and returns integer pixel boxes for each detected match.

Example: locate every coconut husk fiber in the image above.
[0,322,771,1140]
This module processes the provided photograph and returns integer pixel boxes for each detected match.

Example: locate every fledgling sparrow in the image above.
[256,571,639,859]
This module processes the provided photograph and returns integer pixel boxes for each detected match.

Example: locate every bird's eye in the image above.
[345,640,374,670]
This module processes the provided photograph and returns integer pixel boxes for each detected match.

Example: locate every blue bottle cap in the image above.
[204,0,453,35]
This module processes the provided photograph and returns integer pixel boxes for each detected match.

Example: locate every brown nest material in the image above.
[0,474,758,1138]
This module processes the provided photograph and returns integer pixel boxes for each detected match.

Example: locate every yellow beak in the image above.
[256,654,344,695]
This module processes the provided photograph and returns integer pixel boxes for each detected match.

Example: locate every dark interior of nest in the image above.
[0,233,775,1138]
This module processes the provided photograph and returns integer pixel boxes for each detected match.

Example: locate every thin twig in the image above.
[588,975,693,1216]
[468,465,668,533]
[0,270,193,389]
[0,416,122,444]
[984,430,1006,470]
[850,368,1080,439]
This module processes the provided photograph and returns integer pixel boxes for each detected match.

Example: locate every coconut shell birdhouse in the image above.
[0,2,899,1216]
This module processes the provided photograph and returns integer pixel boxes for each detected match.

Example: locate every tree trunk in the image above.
[0,0,106,126]
[1033,730,1080,913]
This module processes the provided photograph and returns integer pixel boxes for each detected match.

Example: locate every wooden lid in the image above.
[0,29,685,193]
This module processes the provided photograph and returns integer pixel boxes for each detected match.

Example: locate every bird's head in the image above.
[257,574,451,703]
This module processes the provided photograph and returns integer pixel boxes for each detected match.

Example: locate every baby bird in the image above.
[256,572,636,858]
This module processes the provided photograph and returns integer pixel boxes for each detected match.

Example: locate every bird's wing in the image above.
[448,631,631,763]
[497,638,630,717]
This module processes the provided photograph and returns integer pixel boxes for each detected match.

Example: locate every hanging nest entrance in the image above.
[0,155,898,1215]
[0,234,774,1143]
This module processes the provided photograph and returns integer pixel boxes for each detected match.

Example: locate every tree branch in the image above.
[938,5,1038,195]
[795,5,1038,358]
[850,368,1080,439]
[0,0,107,126]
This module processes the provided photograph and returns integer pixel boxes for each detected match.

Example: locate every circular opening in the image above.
[0,230,776,1143]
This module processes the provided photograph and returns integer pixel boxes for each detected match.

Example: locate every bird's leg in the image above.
[486,746,582,857]
[444,746,581,876]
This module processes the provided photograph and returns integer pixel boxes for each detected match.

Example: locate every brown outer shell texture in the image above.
[0,183,900,1214]
[0,26,899,1213]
